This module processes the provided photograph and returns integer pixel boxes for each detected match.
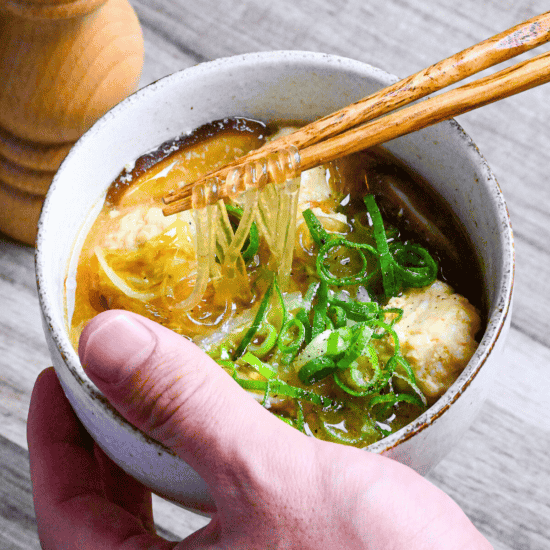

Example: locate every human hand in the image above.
[28,310,493,549]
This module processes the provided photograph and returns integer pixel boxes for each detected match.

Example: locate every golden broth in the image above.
[68,117,483,447]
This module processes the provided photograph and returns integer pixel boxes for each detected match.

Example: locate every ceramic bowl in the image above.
[36,51,514,513]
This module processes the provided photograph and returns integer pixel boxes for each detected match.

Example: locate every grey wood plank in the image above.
[458,89,550,351]
[151,495,210,541]
[489,328,550,432]
[0,239,50,450]
[0,434,40,550]
[428,401,550,550]
[425,327,550,549]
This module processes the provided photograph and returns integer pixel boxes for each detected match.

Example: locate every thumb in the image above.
[78,310,303,497]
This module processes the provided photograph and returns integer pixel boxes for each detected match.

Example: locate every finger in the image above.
[78,310,312,504]
[27,367,173,550]
[93,444,155,532]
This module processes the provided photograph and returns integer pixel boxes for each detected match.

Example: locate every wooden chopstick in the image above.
[295,48,550,173]
[163,11,550,215]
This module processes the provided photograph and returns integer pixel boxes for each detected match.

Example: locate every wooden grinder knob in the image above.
[0,0,144,244]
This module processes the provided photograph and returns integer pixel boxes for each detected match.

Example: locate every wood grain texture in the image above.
[163,10,550,212]
[0,184,44,246]
[0,126,72,172]
[0,434,40,550]
[1,0,549,547]
[0,0,144,244]
[0,0,108,20]
[0,0,144,143]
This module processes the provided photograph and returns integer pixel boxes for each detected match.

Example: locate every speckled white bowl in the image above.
[36,51,514,513]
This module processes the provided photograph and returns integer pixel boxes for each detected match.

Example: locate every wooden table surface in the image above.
[1,1,549,548]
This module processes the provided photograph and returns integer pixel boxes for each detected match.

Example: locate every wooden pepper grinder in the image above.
[0,0,144,244]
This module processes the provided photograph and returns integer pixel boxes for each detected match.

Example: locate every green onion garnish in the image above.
[302,208,332,246]
[278,317,306,354]
[225,203,260,262]
[234,375,332,408]
[213,194,436,443]
[316,237,378,287]
[247,322,278,357]
[391,242,438,287]
[298,356,338,385]
[369,392,426,415]
[311,281,333,340]
[233,277,275,359]
[364,194,397,297]
[241,351,277,380]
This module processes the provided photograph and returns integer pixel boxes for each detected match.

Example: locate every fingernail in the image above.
[79,313,155,384]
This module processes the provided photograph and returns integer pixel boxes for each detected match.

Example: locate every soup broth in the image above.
[68,117,483,447]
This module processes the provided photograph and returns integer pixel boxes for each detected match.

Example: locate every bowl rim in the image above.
[35,49,515,459]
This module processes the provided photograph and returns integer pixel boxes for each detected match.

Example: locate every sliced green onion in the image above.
[233,278,275,359]
[391,353,417,386]
[316,237,378,286]
[391,372,427,407]
[293,281,319,346]
[329,297,380,322]
[383,307,403,327]
[326,330,343,355]
[248,322,278,357]
[261,378,271,405]
[311,281,332,339]
[320,419,378,446]
[295,308,312,345]
[336,324,374,371]
[304,281,321,306]
[327,305,347,328]
[302,208,332,246]
[225,203,259,262]
[369,392,426,415]
[272,276,289,334]
[369,319,399,346]
[375,424,392,437]
[278,317,306,354]
[333,373,376,397]
[234,375,332,407]
[216,359,236,372]
[274,401,306,432]
[241,351,277,380]
[305,206,381,287]
[299,356,338,385]
[364,194,397,297]
[334,344,382,396]
[294,326,353,370]
[391,243,438,287]
[348,364,369,387]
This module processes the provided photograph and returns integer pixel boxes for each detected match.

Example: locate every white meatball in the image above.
[374,280,481,401]
[103,206,195,250]
[298,165,333,209]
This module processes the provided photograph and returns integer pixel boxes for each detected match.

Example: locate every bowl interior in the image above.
[36,51,514,503]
